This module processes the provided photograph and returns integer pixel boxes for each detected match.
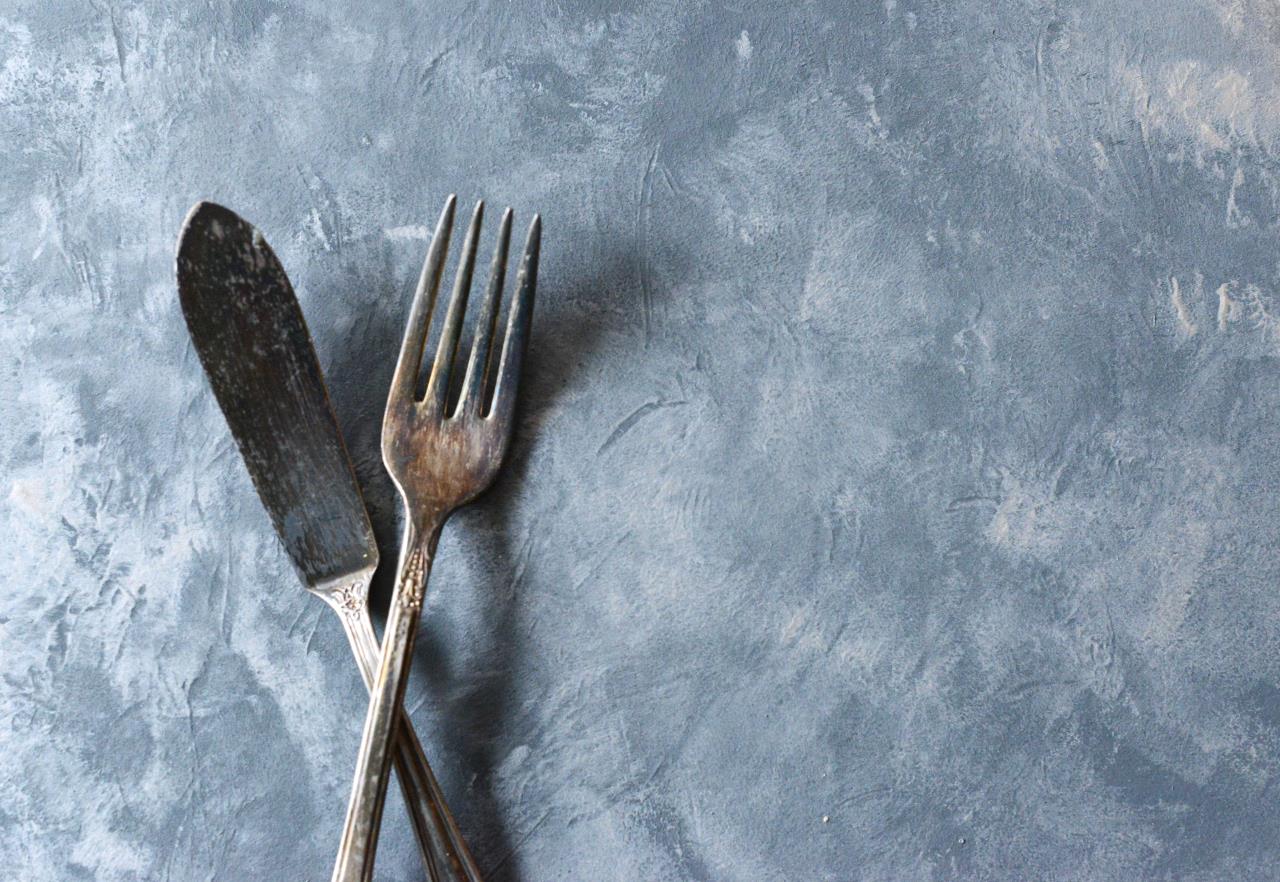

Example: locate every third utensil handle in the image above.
[338,605,483,882]
[331,525,439,882]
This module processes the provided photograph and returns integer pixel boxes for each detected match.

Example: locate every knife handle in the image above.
[334,598,483,882]
[331,527,439,882]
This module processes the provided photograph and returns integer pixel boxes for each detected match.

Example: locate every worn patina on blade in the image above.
[176,201,377,590]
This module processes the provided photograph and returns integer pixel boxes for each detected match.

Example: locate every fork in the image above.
[331,195,541,882]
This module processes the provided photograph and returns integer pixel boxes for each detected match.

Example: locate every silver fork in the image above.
[331,195,541,882]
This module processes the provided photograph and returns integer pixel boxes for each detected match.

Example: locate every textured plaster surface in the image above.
[5,1,1280,879]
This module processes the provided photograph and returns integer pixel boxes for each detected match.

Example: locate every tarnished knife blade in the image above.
[175,201,377,589]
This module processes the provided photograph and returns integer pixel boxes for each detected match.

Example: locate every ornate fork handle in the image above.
[332,589,482,882]
[332,523,442,882]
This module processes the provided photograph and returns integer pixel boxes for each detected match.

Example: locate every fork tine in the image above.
[387,196,456,414]
[424,200,483,415]
[489,214,541,426]
[458,207,513,416]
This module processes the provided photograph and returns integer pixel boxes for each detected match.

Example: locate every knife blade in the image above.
[176,201,374,590]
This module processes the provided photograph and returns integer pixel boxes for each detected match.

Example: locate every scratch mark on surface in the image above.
[947,495,1000,512]
[285,600,308,639]
[109,8,128,83]
[418,44,456,92]
[833,784,892,810]
[487,809,552,875]
[217,555,231,642]
[207,436,237,467]
[304,615,324,654]
[660,165,678,196]
[571,531,632,593]
[488,527,537,607]
[597,399,686,456]
[637,144,660,347]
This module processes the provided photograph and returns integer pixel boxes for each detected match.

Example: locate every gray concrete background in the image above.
[4,1,1280,879]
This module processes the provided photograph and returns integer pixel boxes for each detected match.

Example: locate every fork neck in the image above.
[399,511,446,569]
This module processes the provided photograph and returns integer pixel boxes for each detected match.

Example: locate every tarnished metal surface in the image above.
[331,197,540,882]
[175,201,374,593]
[176,202,480,881]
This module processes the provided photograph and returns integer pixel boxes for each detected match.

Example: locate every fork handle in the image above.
[332,524,441,882]
[336,603,484,882]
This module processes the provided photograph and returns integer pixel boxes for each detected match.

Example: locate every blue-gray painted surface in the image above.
[4,1,1280,879]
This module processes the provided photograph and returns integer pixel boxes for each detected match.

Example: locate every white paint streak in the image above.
[1122,58,1280,155]
[1170,276,1197,336]
[1144,520,1211,649]
[1217,282,1238,330]
[306,208,331,250]
[1091,139,1109,172]
[1241,283,1280,343]
[384,224,432,241]
[1216,0,1247,35]
[857,83,883,133]
[1226,166,1245,226]
[8,477,54,516]
[30,195,61,261]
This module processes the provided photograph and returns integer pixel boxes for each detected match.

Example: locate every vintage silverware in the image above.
[176,201,483,882]
[330,196,540,882]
